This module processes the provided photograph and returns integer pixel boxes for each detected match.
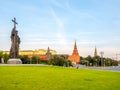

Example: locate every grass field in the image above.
[0,66,120,90]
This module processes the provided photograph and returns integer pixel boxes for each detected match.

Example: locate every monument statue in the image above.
[8,18,22,64]
[10,18,20,58]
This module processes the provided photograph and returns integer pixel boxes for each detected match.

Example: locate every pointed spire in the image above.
[72,40,79,55]
[74,40,77,49]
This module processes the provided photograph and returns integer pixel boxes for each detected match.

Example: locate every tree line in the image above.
[20,55,72,67]
[0,51,119,66]
[0,51,72,66]
[80,55,118,66]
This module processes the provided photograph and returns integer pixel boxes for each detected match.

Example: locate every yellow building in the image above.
[3,49,56,57]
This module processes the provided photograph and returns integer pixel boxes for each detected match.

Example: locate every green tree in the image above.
[3,53,9,63]
[112,60,118,66]
[80,55,118,67]
[80,56,85,61]
[80,56,101,66]
[0,51,3,63]
[49,55,69,66]
[19,55,30,64]
[31,56,40,64]
[93,56,101,66]
[85,55,93,66]
[65,60,72,67]
[104,58,112,66]
[80,60,89,66]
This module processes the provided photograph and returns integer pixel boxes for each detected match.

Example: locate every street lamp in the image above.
[95,59,97,66]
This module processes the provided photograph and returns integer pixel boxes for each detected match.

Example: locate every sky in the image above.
[0,0,120,59]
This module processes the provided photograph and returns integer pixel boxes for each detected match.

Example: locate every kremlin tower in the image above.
[68,41,80,64]
[46,47,52,60]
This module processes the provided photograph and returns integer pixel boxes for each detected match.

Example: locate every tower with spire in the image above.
[72,41,79,55]
[46,47,52,60]
[94,46,97,58]
[68,41,80,64]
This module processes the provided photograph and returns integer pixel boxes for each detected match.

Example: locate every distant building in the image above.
[3,48,56,60]
[94,47,98,58]
[3,42,81,63]
[68,41,80,64]
[45,47,52,60]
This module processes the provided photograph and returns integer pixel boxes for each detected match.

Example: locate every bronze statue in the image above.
[10,18,20,58]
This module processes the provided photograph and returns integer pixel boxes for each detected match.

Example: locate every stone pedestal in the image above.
[7,58,22,64]
[1,58,4,64]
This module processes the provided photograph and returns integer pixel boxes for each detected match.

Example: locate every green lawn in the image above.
[0,66,120,90]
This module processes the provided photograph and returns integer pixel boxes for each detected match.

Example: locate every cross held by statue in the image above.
[12,17,18,28]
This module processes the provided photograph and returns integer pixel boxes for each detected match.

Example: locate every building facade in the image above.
[3,48,56,60]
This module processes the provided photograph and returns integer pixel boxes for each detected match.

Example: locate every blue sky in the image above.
[0,0,120,58]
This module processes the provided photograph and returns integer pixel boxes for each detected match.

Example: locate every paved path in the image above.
[0,64,120,72]
[74,64,120,72]
[86,66,120,72]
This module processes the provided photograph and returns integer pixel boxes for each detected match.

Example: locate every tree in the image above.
[85,55,93,66]
[93,56,101,66]
[80,55,102,66]
[112,60,118,66]
[31,56,39,64]
[79,55,118,67]
[49,55,71,66]
[19,55,30,64]
[104,58,112,66]
[3,53,9,63]
[65,60,72,67]
[0,51,3,63]
[80,60,89,66]
[32,56,37,64]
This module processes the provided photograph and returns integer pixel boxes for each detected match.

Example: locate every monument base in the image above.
[7,58,22,64]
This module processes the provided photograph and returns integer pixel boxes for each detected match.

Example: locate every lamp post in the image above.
[100,52,104,66]
[95,59,97,66]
